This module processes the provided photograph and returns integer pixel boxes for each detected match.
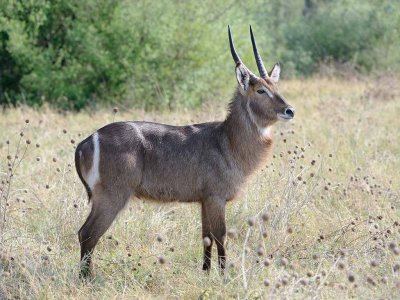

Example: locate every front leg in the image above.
[201,198,227,272]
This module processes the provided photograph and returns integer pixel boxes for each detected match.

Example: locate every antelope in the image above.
[75,26,295,278]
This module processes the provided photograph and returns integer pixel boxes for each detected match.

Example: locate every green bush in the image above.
[282,1,400,74]
[0,0,143,109]
[0,0,254,109]
[0,0,399,110]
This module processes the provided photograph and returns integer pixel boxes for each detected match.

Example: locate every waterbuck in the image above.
[75,26,295,278]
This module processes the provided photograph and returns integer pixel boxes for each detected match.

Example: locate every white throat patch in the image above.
[259,126,272,138]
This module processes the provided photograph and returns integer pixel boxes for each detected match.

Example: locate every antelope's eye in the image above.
[257,89,266,94]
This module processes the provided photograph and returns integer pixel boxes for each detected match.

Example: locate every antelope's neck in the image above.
[223,92,274,176]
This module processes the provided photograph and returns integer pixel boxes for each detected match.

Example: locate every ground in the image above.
[0,76,399,299]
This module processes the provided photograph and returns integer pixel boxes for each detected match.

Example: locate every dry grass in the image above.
[0,76,399,299]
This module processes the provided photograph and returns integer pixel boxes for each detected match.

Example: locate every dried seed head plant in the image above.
[0,74,399,299]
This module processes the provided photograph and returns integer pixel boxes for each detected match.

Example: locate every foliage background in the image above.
[1,1,400,299]
[1,0,399,110]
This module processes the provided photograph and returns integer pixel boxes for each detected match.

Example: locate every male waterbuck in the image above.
[75,26,295,278]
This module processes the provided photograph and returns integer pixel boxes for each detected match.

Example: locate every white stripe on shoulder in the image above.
[87,132,100,189]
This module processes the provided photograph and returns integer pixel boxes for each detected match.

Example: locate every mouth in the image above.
[277,114,294,122]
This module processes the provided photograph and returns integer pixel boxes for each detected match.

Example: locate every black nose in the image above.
[284,107,295,118]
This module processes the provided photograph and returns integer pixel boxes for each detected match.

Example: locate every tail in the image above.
[75,138,93,201]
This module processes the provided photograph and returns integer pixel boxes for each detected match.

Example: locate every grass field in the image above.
[1,76,400,299]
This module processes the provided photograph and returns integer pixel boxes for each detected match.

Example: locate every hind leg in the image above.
[78,186,130,278]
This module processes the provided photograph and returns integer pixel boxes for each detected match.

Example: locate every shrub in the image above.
[282,1,400,74]
[0,0,399,109]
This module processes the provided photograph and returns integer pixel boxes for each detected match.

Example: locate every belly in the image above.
[135,184,202,203]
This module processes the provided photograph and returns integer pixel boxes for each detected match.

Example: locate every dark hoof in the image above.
[79,264,92,280]
[202,265,210,271]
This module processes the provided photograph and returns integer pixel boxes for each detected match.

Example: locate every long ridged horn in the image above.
[228,25,242,65]
[250,25,268,79]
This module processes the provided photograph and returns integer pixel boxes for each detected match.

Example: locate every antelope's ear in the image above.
[235,65,250,92]
[270,63,281,83]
